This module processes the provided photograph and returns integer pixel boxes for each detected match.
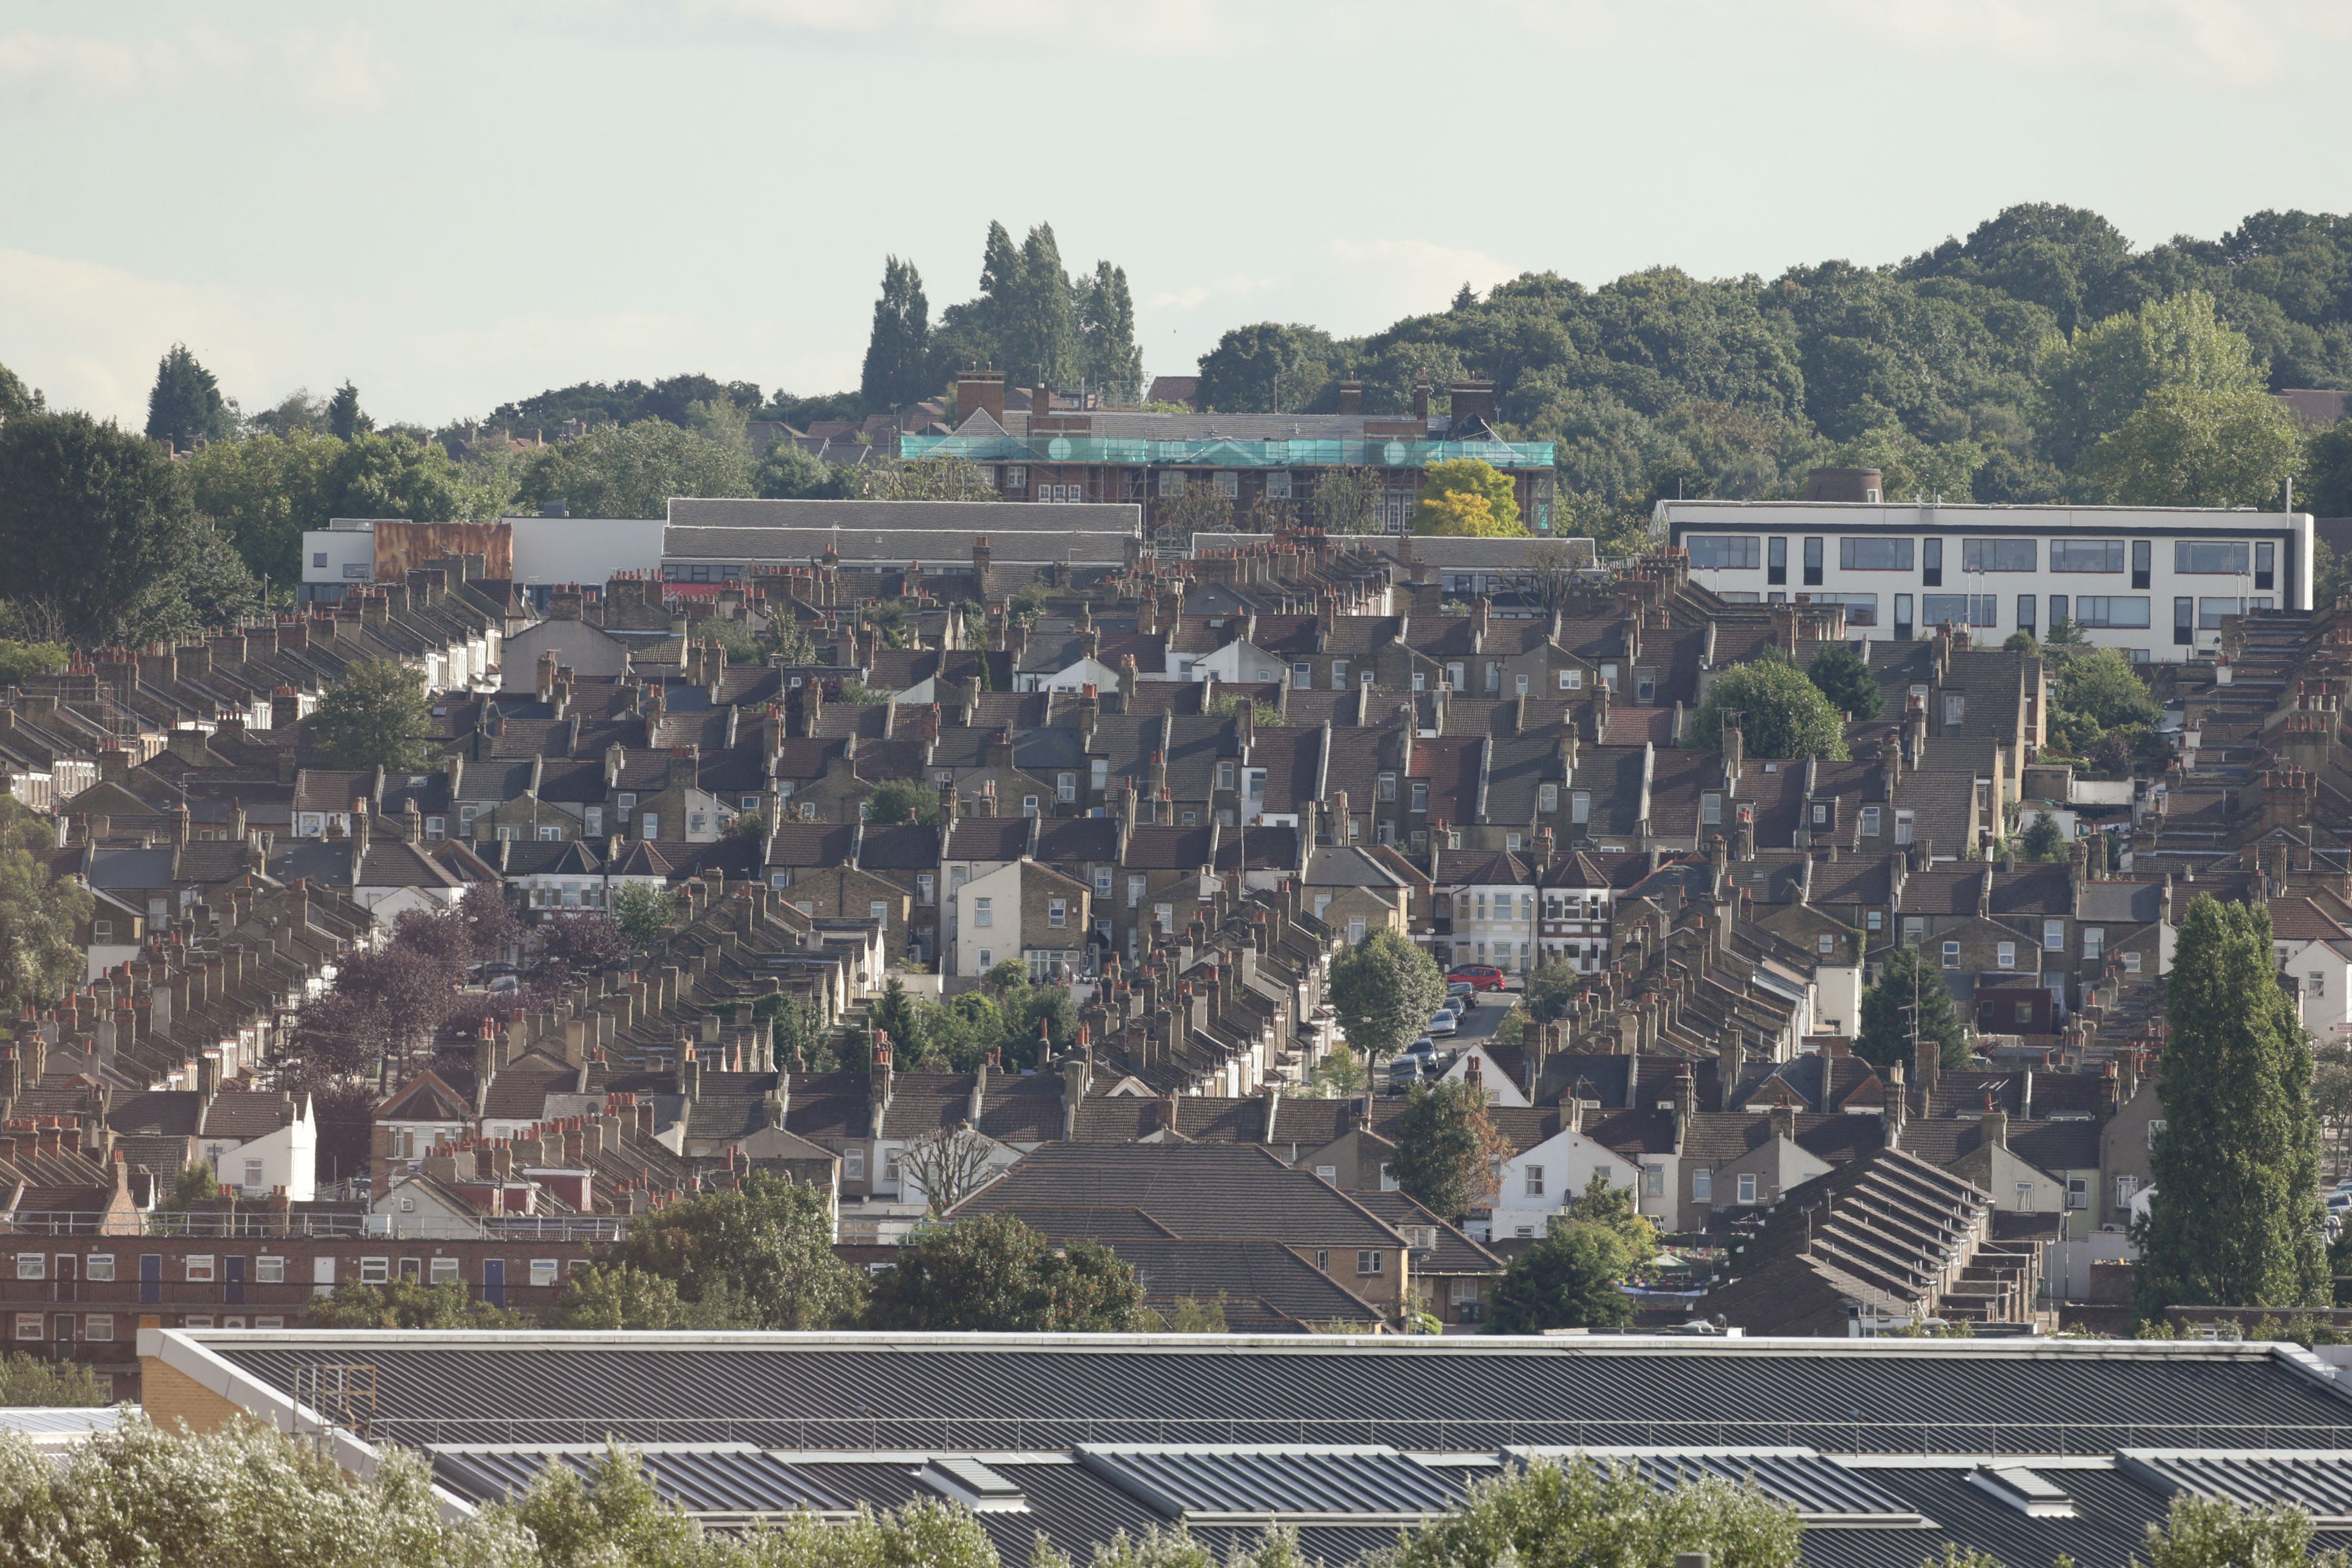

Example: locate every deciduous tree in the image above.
[1688,657,1849,760]
[2134,896,2330,1321]
[1329,927,1448,1064]
[1390,1454,1805,1568]
[0,410,201,645]
[0,795,91,1019]
[612,881,672,949]
[310,658,431,769]
[594,1171,866,1329]
[866,1212,1144,1331]
[2081,385,2302,509]
[1484,1175,1656,1333]
[1388,1081,1513,1218]
[1413,458,1522,536]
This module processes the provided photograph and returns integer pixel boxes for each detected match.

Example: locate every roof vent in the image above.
[1967,1465,2076,1517]
[919,1456,1028,1512]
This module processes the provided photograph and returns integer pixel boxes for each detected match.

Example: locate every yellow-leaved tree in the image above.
[1413,457,1524,536]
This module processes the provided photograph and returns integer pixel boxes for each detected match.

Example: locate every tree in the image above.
[2081,385,2304,508]
[2135,896,2330,1322]
[1005,223,1081,389]
[860,255,937,412]
[593,1170,865,1329]
[2038,291,2268,467]
[1309,465,1384,534]
[870,975,921,1051]
[519,418,755,517]
[2052,645,2161,730]
[604,881,668,950]
[1413,458,1522,536]
[1687,657,1849,760]
[1196,323,1336,413]
[1328,927,1448,1064]
[1806,641,1882,720]
[306,1277,523,1328]
[1388,1081,1514,1218]
[2019,811,2066,862]
[171,519,265,632]
[839,454,1000,502]
[1518,539,1586,613]
[1149,478,1242,543]
[325,380,372,440]
[0,639,66,687]
[1855,945,1970,1071]
[0,410,202,645]
[1486,1217,1639,1332]
[144,342,233,449]
[0,359,42,422]
[898,1125,1004,1216]
[866,1212,1145,1331]
[0,794,91,1019]
[1077,261,1144,404]
[755,440,840,499]
[2138,1492,2348,1568]
[311,658,431,769]
[1390,1454,1805,1568]
[2306,416,2352,520]
[0,1350,104,1406]
[864,777,943,826]
[536,912,630,977]
[546,1262,748,1330]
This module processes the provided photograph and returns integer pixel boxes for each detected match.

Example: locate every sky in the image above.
[5,0,2352,430]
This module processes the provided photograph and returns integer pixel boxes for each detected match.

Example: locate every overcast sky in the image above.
[5,0,2351,429]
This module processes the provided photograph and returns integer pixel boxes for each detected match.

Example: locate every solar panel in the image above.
[1506,1448,1929,1526]
[1078,1446,1463,1523]
[429,1445,843,1517]
[2121,1451,2352,1524]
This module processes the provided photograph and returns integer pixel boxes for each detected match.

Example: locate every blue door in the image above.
[139,1255,160,1304]
[224,1256,246,1305]
[482,1258,504,1309]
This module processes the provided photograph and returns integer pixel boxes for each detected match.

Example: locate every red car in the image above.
[1446,965,1508,992]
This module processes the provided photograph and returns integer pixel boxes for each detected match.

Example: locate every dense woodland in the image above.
[13,203,2352,651]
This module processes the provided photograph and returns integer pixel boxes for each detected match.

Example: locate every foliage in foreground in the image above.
[1392,1455,1804,1568]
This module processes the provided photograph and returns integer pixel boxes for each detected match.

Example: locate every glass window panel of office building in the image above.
[1961,538,2036,572]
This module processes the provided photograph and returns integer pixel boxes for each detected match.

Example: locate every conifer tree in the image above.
[325,380,372,440]
[1078,261,1143,404]
[859,256,935,412]
[2134,895,2330,1320]
[144,342,233,449]
[1855,946,1968,1070]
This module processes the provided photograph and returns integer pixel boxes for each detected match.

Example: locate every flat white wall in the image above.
[508,517,664,586]
[1661,501,2311,664]
[301,527,376,586]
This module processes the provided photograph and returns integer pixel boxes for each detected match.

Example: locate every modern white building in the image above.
[506,515,664,593]
[299,517,384,606]
[1657,495,2312,662]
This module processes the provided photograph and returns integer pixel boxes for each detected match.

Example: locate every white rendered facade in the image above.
[1658,500,2313,663]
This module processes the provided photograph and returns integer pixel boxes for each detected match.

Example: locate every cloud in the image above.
[1807,0,2351,86]
[1146,273,1281,313]
[0,22,401,112]
[1324,238,1522,313]
[678,0,1267,56]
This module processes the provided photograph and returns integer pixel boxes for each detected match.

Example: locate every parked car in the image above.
[1386,1047,1437,1092]
[1447,965,1507,992]
[1424,1009,1459,1037]
[1446,981,1480,1009]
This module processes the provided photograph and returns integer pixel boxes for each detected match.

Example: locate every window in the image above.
[1802,536,1823,585]
[1155,904,1174,934]
[85,1315,113,1342]
[2198,597,2246,629]
[1244,768,1266,798]
[845,1148,866,1180]
[1315,1250,1330,1272]
[86,1254,114,1282]
[1292,662,1312,689]
[1767,535,1788,585]
[1560,668,1583,691]
[1526,1165,1546,1197]
[11,1254,39,1281]
[255,1255,286,1284]
[2313,971,2328,1000]
[12,1316,39,1341]
[1156,470,1185,497]
[1894,809,1914,845]
[1266,470,1292,499]
[1891,593,1912,638]
[1356,1250,1384,1276]
[2257,539,2276,590]
[1922,537,1943,587]
[870,900,889,927]
[1996,941,2016,970]
[1572,791,1590,825]
[2049,593,2068,626]
[1737,1173,1758,1203]
[917,873,935,905]
[530,1259,559,1288]
[2016,594,2036,633]
[972,897,992,928]
[2076,596,2151,629]
[312,551,328,568]
[2043,919,2066,952]
[1517,673,1532,696]
[2082,927,2105,959]
[1047,898,1067,930]
[1021,795,1039,817]
[1814,593,1879,626]
[1868,909,1884,932]
[1446,662,1466,691]
[1923,593,1997,628]
[1411,781,1429,813]
[1962,538,2036,572]
[2175,596,2195,644]
[1539,783,1558,813]
[429,1257,460,1286]
[1348,917,1366,944]
[1687,535,1760,570]
[1693,1169,1713,1202]
[1904,916,1925,945]
[1860,806,1882,836]
[2123,950,2143,974]
[1942,940,1961,969]
[2051,539,2125,573]
[1332,660,1350,689]
[1839,536,1914,571]
[1944,694,1965,725]
[1818,933,1836,956]
[1642,1164,1665,1197]
[2117,1175,2139,1207]
[2147,1119,2168,1150]
[2176,540,2250,574]
[639,814,659,838]
[186,1255,216,1282]
[1217,760,1236,792]
[1700,792,1722,826]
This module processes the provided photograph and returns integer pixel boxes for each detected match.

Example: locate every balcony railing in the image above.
[0,1211,632,1242]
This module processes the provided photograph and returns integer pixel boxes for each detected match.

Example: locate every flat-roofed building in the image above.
[1659,488,2313,662]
